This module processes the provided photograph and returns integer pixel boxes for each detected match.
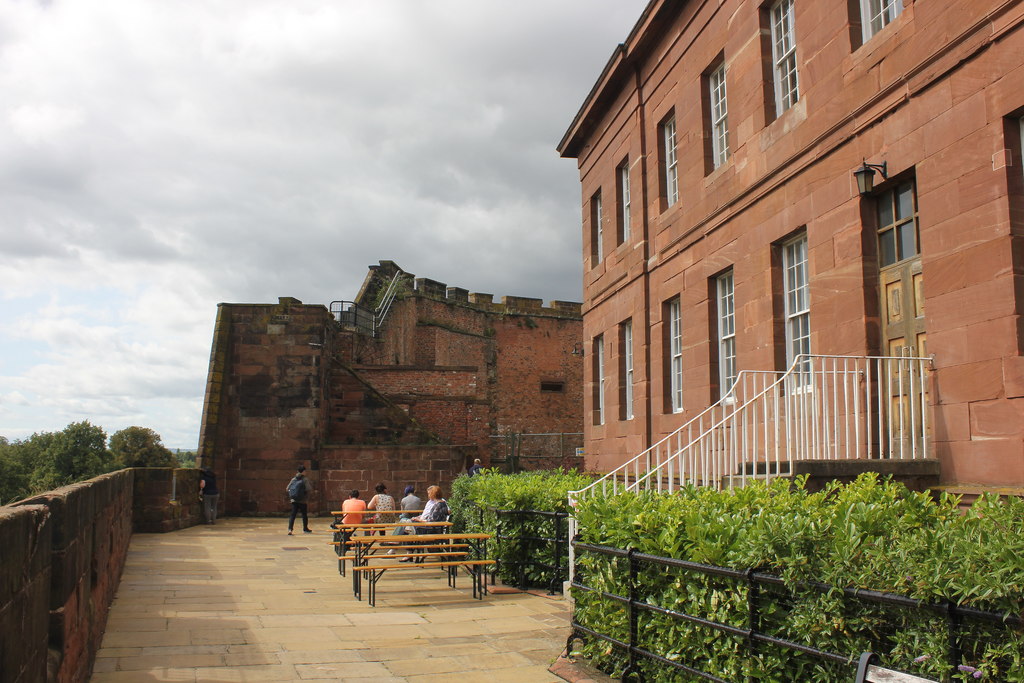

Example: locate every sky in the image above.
[0,0,649,449]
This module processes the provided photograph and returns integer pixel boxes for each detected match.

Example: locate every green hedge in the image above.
[449,469,592,587]
[572,474,1024,681]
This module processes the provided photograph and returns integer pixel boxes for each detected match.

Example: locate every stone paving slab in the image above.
[90,518,579,682]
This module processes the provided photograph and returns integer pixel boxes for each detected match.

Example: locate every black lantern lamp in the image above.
[853,159,888,196]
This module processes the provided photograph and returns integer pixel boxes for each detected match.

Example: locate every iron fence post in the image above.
[946,600,962,680]
[623,547,641,682]
[549,513,564,595]
[746,568,759,683]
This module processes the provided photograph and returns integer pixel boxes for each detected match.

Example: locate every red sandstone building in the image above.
[197,262,583,516]
[559,0,1024,489]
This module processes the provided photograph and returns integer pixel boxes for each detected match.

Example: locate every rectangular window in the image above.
[716,272,737,396]
[770,0,799,117]
[620,320,634,420]
[593,334,605,425]
[876,182,919,268]
[590,190,603,265]
[667,298,683,413]
[708,63,729,169]
[861,0,903,43]
[662,115,679,207]
[617,159,631,244]
[782,234,810,384]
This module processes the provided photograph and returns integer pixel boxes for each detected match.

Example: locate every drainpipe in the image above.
[635,63,654,453]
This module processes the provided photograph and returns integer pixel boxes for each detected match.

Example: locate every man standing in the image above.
[286,466,312,535]
[468,458,483,476]
[199,467,219,525]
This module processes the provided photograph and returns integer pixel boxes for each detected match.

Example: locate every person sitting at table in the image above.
[366,483,396,538]
[340,490,367,550]
[393,484,421,537]
[408,485,449,563]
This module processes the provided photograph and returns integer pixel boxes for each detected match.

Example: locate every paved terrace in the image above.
[91,518,585,682]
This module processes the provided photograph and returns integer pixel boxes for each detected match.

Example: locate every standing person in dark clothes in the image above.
[286,466,313,535]
[199,467,219,525]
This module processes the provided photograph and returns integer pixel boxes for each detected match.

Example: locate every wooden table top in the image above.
[345,532,490,544]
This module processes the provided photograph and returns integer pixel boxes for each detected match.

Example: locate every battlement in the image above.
[355,260,582,319]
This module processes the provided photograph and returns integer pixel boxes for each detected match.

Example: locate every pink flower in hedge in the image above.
[913,655,930,663]
[958,665,977,673]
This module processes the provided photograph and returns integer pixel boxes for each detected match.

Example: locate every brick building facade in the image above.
[559,0,1024,488]
[197,261,583,516]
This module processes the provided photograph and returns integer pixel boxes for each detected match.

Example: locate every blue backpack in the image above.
[287,477,306,501]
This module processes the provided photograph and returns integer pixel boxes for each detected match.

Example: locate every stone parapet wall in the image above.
[3,470,134,683]
[132,468,204,533]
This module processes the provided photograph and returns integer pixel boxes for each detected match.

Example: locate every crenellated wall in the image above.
[198,261,585,516]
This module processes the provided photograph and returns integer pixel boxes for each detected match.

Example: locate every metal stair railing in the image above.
[371,268,405,336]
[567,351,932,582]
[329,269,406,338]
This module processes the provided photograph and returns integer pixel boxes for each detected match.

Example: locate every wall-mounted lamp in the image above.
[570,342,585,357]
[853,159,888,196]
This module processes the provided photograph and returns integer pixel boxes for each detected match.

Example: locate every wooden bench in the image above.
[331,541,470,576]
[343,532,492,605]
[351,559,497,606]
[855,653,937,683]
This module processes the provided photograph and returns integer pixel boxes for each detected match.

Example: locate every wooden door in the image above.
[876,181,928,456]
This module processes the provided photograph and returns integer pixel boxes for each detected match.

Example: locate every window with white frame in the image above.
[591,190,603,265]
[709,63,729,169]
[861,0,903,43]
[662,115,679,207]
[783,234,811,384]
[770,0,799,116]
[594,334,605,425]
[621,320,634,420]
[668,298,683,413]
[716,272,737,396]
[618,160,631,244]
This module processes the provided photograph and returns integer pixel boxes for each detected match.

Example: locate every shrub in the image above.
[572,475,1024,681]
[449,469,592,587]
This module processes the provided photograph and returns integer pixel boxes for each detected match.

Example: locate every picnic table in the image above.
[343,532,494,606]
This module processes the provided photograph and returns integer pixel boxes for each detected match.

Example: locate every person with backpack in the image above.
[286,465,313,535]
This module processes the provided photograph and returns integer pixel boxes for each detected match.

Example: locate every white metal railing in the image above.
[372,269,405,336]
[567,352,932,581]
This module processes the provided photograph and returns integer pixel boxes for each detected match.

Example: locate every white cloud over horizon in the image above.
[0,0,647,448]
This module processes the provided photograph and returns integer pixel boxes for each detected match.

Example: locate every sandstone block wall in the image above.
[198,267,584,516]
[132,468,204,533]
[562,0,1024,486]
[2,470,133,683]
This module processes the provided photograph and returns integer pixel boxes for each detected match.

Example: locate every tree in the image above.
[31,421,116,491]
[109,426,175,468]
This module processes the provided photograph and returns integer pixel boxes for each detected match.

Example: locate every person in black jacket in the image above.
[286,466,312,535]
[199,467,219,525]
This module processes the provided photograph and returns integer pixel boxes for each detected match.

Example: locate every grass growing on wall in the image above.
[449,468,591,587]
[572,474,1024,681]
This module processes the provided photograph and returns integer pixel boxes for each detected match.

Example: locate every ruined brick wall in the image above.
[317,444,472,512]
[198,299,330,516]
[198,271,584,514]
[3,470,133,683]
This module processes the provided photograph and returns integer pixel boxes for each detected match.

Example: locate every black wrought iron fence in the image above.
[569,540,1024,682]
[465,504,570,594]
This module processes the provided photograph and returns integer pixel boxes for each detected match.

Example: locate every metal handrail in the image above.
[568,351,933,582]
[372,268,405,335]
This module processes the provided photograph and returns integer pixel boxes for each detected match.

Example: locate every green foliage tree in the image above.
[30,421,116,491]
[0,436,32,505]
[110,426,175,468]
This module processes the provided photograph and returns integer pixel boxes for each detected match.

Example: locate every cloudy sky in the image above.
[0,1,648,448]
